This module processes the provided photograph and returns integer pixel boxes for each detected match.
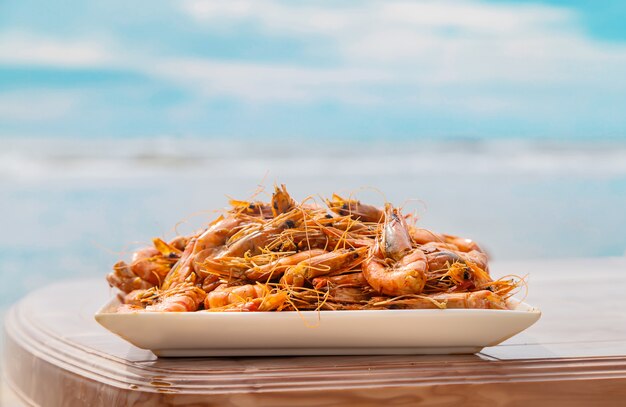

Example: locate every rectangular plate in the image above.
[95,297,540,357]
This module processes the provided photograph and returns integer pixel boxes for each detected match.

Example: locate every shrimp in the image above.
[106,261,154,293]
[204,284,287,311]
[193,215,246,254]
[205,284,260,308]
[326,194,384,223]
[362,206,427,296]
[129,247,175,286]
[443,234,484,253]
[313,272,375,304]
[218,228,283,258]
[278,228,329,251]
[152,237,183,258]
[107,184,512,314]
[271,184,296,217]
[425,250,464,273]
[281,247,368,287]
[463,250,489,273]
[312,272,368,289]
[408,227,445,245]
[170,216,254,289]
[373,290,508,310]
[161,237,198,290]
[229,199,274,218]
[146,284,207,312]
[320,226,374,249]
[107,235,189,292]
[422,243,489,272]
[122,289,154,306]
[217,210,304,258]
[410,227,485,255]
[168,235,190,251]
[245,249,327,281]
[116,304,146,313]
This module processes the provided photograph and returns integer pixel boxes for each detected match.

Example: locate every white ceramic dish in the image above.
[95,297,540,357]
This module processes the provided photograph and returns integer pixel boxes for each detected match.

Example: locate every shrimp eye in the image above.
[325,214,333,219]
[341,203,348,210]
[248,203,255,209]
[284,220,295,229]
[463,269,470,280]
[168,252,178,259]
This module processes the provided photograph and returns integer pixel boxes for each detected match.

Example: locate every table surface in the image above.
[3,257,626,406]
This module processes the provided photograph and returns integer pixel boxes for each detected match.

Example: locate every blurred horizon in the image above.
[2,0,626,141]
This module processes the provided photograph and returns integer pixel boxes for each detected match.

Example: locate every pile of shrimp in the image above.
[107,185,521,313]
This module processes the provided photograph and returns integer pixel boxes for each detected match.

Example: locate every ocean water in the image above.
[1,136,626,311]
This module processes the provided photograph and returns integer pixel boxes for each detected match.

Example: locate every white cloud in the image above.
[179,0,572,37]
[2,0,626,116]
[177,0,626,91]
[378,2,571,34]
[180,0,352,34]
[0,90,79,121]
[149,58,391,103]
[0,31,113,68]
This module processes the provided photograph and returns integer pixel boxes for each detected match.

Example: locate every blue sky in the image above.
[1,0,626,141]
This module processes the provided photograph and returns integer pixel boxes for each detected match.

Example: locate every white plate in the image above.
[95,297,540,357]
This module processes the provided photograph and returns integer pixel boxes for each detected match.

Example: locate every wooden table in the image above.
[3,257,626,406]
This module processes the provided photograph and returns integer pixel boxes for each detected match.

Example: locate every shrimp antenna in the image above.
[344,185,388,206]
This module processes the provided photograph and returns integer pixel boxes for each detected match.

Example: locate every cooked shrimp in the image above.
[463,250,489,273]
[122,289,154,306]
[216,211,304,258]
[422,243,489,271]
[193,215,246,254]
[281,247,368,287]
[425,250,464,273]
[229,199,274,218]
[381,205,413,261]
[161,237,198,290]
[168,235,190,251]
[312,272,375,304]
[320,226,374,249]
[443,234,484,253]
[363,247,427,296]
[362,206,427,296]
[271,184,296,217]
[152,237,183,258]
[108,184,516,313]
[108,241,179,292]
[204,284,287,311]
[374,290,508,310]
[218,228,282,258]
[204,284,262,308]
[275,223,331,250]
[116,304,146,313]
[326,194,384,223]
[106,261,154,293]
[129,249,175,286]
[237,291,287,311]
[245,249,327,281]
[312,272,368,289]
[146,284,206,312]
[409,227,445,245]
